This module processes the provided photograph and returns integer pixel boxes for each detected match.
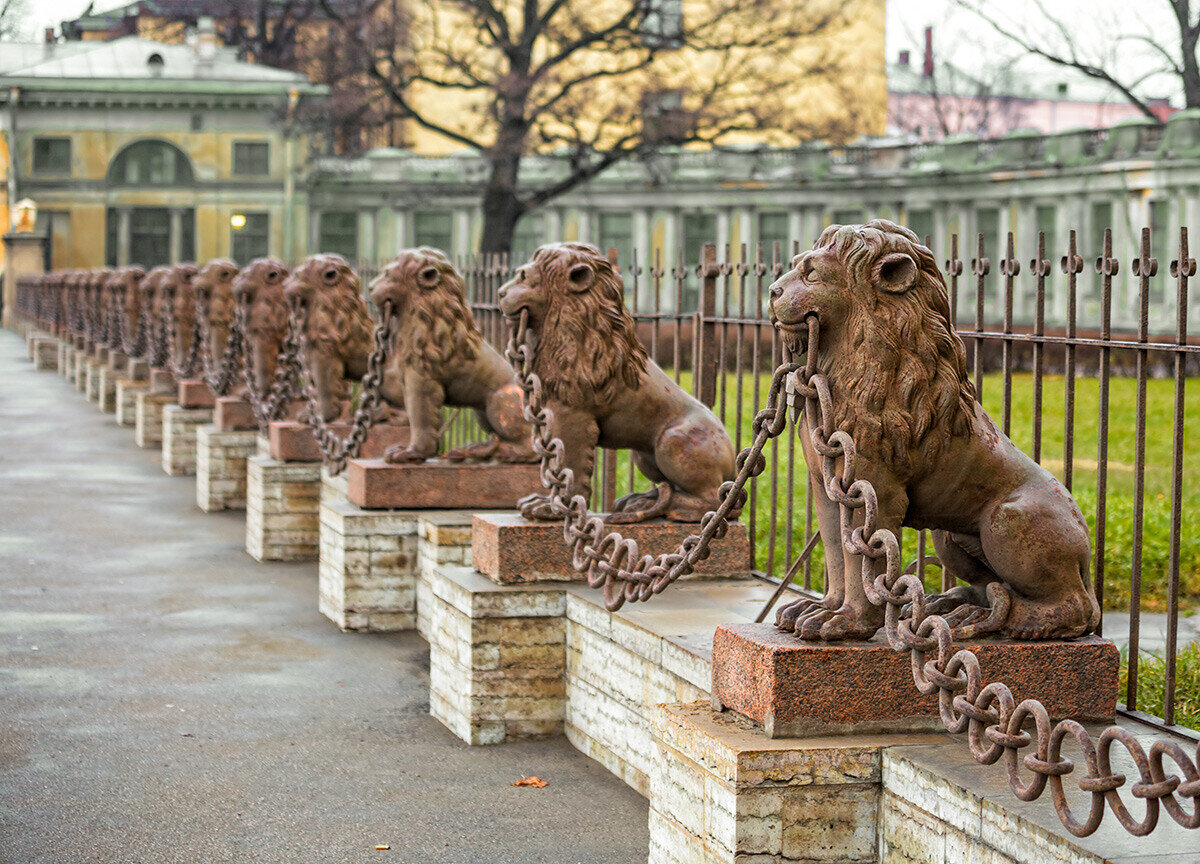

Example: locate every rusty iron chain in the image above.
[505,308,781,610]
[289,296,396,476]
[193,289,243,397]
[237,294,301,430]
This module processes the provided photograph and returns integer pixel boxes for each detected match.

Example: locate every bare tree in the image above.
[0,0,28,40]
[321,0,878,254]
[955,0,1189,120]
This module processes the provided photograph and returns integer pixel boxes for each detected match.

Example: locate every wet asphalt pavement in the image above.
[0,329,648,864]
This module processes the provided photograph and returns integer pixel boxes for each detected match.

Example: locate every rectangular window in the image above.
[181,210,195,262]
[232,212,269,263]
[642,0,683,47]
[831,208,862,226]
[512,213,545,263]
[757,212,790,263]
[105,209,119,267]
[319,211,358,261]
[413,210,453,254]
[975,207,1000,257]
[907,209,934,249]
[233,141,270,176]
[1090,201,1113,252]
[1034,204,1057,257]
[130,207,171,268]
[33,137,70,174]
[1149,199,1170,268]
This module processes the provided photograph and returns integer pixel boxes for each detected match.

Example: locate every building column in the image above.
[632,207,652,306]
[169,208,184,264]
[117,207,132,267]
[715,208,731,263]
[545,208,563,245]
[576,209,592,245]
[454,208,472,260]
[357,209,377,264]
[393,209,409,251]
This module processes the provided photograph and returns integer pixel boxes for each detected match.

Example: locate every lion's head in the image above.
[193,258,239,322]
[498,242,646,407]
[769,219,975,472]
[284,254,369,338]
[369,247,482,373]
[232,257,288,306]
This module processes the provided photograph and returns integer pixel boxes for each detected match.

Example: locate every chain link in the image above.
[288,296,397,475]
[194,288,243,397]
[238,293,301,430]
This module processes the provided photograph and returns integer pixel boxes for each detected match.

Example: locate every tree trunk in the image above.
[478,100,529,257]
[478,175,524,257]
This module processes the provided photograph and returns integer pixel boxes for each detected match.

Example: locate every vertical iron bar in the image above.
[1000,232,1017,436]
[1061,231,1081,492]
[697,244,719,407]
[1030,232,1048,464]
[971,233,989,400]
[1164,228,1192,725]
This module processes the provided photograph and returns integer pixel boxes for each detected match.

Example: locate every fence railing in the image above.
[17,223,1200,734]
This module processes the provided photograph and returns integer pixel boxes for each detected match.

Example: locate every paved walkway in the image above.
[0,330,648,864]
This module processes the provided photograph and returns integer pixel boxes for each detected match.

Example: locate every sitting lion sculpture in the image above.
[192,258,240,370]
[164,263,200,374]
[284,253,404,422]
[770,220,1099,642]
[232,257,291,400]
[139,266,172,366]
[368,247,533,464]
[498,242,736,523]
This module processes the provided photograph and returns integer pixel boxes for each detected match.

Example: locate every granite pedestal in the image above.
[177,379,215,408]
[196,425,257,511]
[711,623,1118,737]
[268,420,410,462]
[346,459,542,510]
[472,513,753,584]
[214,397,256,431]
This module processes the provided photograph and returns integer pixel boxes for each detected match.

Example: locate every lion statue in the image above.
[162,263,200,374]
[231,257,291,401]
[139,266,173,365]
[498,242,735,524]
[368,247,534,464]
[192,258,240,371]
[284,253,404,422]
[770,219,1099,642]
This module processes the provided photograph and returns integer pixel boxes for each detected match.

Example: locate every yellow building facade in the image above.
[0,32,324,272]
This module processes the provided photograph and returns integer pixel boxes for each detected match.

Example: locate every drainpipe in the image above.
[283,87,299,261]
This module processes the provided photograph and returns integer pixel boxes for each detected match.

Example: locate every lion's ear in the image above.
[418,266,440,289]
[568,263,593,292]
[877,253,918,293]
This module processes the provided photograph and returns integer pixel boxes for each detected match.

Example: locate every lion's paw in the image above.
[774,597,830,632]
[795,606,883,642]
[518,493,558,522]
[383,444,429,464]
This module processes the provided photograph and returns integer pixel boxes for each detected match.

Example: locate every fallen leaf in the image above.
[511,775,548,788]
[375,844,390,850]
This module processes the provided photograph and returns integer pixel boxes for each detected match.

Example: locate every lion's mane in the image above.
[392,247,483,375]
[529,243,648,407]
[816,220,975,474]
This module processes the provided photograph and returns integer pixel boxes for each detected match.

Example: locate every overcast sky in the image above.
[18,0,1187,105]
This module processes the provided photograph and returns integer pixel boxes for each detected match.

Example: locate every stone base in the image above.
[424,564,568,745]
[246,455,321,561]
[196,426,257,511]
[472,513,752,584]
[116,379,147,427]
[161,404,213,476]
[650,702,895,864]
[106,351,128,373]
[84,359,103,402]
[148,368,174,395]
[31,335,58,370]
[267,420,410,462]
[178,379,215,408]
[215,397,256,431]
[346,458,543,509]
[127,359,149,381]
[58,342,73,377]
[96,365,118,412]
[318,499,480,632]
[135,391,175,447]
[74,352,87,390]
[711,623,1119,737]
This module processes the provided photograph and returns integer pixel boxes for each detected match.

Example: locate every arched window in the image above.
[107,140,194,187]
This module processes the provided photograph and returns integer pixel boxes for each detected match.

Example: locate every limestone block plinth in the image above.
[650,703,896,864]
[84,358,103,398]
[74,351,87,389]
[196,425,257,511]
[161,404,212,476]
[246,455,321,561]
[135,392,175,448]
[415,513,480,639]
[31,336,58,370]
[58,342,72,377]
[472,513,752,584]
[116,379,147,427]
[423,564,568,745]
[96,365,118,412]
